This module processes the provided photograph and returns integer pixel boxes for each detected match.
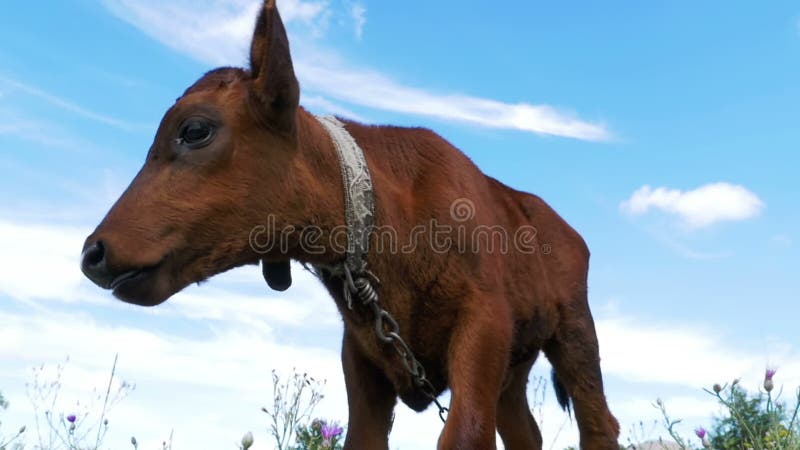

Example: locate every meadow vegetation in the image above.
[1,357,797,449]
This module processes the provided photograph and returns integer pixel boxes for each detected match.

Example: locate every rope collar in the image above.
[315,115,375,275]
[314,115,449,422]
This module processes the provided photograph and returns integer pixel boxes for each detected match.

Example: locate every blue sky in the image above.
[1,1,799,449]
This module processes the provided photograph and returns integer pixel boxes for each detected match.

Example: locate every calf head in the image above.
[81,0,302,305]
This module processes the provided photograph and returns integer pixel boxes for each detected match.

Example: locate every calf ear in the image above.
[262,259,292,291]
[249,0,300,133]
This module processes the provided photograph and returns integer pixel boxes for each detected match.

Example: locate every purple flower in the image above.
[66,414,76,424]
[320,423,343,440]
[695,427,712,449]
[764,368,777,392]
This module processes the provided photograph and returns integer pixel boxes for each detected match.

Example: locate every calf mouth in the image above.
[109,264,160,290]
[110,258,172,307]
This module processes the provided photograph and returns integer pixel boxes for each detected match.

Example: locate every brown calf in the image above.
[80,1,619,448]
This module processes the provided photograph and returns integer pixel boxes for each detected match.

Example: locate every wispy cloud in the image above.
[351,3,366,40]
[300,94,369,122]
[100,0,329,67]
[0,112,100,151]
[621,182,764,229]
[770,233,793,248]
[630,220,736,260]
[99,0,611,141]
[0,75,143,131]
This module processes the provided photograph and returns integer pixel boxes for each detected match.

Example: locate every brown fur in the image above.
[81,1,619,448]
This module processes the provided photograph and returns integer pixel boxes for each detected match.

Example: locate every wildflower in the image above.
[764,368,776,393]
[241,431,254,450]
[321,422,344,447]
[713,383,722,393]
[695,427,711,449]
[66,414,77,423]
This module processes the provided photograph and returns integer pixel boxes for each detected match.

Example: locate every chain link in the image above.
[341,266,449,423]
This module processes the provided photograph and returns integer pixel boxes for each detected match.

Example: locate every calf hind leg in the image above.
[496,355,543,450]
[543,293,619,449]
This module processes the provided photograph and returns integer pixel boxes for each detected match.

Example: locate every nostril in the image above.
[84,241,106,267]
[81,240,113,288]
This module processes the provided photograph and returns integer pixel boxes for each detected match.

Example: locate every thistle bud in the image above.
[131,436,138,449]
[695,427,711,449]
[713,383,722,393]
[764,369,776,393]
[19,425,26,434]
[241,431,254,450]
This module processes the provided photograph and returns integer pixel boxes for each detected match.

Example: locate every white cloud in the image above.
[351,3,366,39]
[598,317,764,387]
[6,302,797,450]
[0,218,340,333]
[0,220,90,303]
[621,182,764,229]
[99,0,610,141]
[596,314,800,395]
[0,308,345,450]
[0,284,449,450]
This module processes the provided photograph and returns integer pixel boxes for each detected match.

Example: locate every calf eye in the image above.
[178,118,215,148]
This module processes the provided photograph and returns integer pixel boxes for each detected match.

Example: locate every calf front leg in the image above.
[438,298,512,450]
[342,331,397,450]
[497,355,543,450]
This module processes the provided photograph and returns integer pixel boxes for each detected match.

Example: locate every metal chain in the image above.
[342,266,449,423]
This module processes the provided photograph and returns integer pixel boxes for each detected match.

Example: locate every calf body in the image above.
[80,1,619,448]
[319,119,619,449]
